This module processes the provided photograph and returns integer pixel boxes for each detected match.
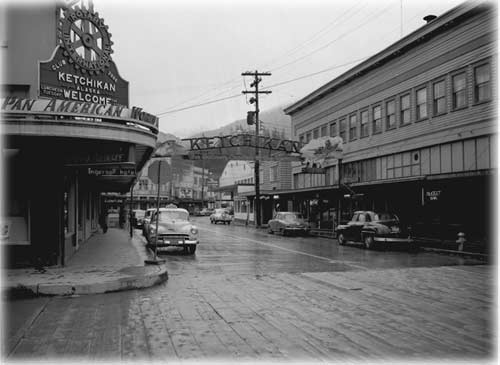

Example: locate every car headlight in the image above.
[190,227,198,235]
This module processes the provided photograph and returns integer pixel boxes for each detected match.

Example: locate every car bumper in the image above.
[373,236,414,243]
[151,238,199,246]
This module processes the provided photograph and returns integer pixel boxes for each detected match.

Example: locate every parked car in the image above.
[132,209,146,228]
[200,208,213,216]
[267,212,310,236]
[142,208,157,236]
[144,207,199,254]
[336,211,413,250]
[210,208,232,224]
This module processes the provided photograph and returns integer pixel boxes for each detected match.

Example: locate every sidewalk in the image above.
[1,228,168,297]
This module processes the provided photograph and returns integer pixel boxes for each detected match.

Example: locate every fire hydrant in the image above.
[456,232,466,251]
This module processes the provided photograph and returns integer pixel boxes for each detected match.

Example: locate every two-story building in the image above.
[284,1,497,247]
[1,2,158,266]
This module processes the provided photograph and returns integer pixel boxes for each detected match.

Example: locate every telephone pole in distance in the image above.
[242,70,271,228]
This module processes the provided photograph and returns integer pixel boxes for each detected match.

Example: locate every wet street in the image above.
[3,217,495,362]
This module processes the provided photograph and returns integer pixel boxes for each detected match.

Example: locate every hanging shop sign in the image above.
[86,166,136,177]
[40,5,129,106]
[300,136,343,166]
[301,167,326,174]
[1,97,158,126]
[425,190,442,201]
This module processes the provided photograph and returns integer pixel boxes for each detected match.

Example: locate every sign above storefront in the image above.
[87,166,136,177]
[1,97,158,126]
[39,6,129,106]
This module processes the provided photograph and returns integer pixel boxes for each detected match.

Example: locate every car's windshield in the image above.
[134,210,145,218]
[374,213,398,221]
[156,210,189,222]
[283,213,303,221]
[215,209,226,214]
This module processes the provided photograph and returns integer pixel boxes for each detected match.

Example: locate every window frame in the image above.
[349,113,358,141]
[451,69,468,110]
[313,128,320,139]
[415,85,428,121]
[399,93,411,126]
[339,117,347,143]
[432,78,447,116]
[320,124,327,137]
[372,104,382,134]
[473,61,492,105]
[360,109,369,138]
[329,120,337,137]
[385,99,396,130]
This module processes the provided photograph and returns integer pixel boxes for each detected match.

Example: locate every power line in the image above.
[156,93,242,116]
[270,0,398,73]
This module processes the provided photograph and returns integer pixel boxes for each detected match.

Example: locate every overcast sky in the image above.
[94,0,466,138]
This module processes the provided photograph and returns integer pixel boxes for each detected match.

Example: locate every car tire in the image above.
[186,245,196,254]
[268,226,273,234]
[364,235,375,250]
[338,233,346,245]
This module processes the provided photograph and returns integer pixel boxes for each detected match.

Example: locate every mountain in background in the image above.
[188,105,291,139]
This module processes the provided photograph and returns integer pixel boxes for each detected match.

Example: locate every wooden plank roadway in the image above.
[7,265,495,362]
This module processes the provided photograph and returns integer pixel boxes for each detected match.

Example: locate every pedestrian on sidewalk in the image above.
[99,209,109,233]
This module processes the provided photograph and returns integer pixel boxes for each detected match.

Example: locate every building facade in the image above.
[1,2,158,266]
[129,159,214,213]
[284,1,497,245]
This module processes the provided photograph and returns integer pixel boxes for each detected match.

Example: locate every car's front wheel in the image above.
[268,226,273,234]
[338,233,346,245]
[184,245,196,254]
[364,235,375,250]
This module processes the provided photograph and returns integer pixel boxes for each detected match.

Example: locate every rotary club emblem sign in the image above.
[39,5,129,106]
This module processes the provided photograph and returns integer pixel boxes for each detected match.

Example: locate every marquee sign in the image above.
[39,6,129,106]
[1,97,158,126]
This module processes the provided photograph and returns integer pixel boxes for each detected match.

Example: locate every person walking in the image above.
[99,209,109,233]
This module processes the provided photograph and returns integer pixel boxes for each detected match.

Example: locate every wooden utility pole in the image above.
[242,70,271,227]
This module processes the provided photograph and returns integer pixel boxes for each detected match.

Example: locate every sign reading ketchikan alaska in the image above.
[39,5,129,106]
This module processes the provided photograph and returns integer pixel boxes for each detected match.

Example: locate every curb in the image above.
[3,265,168,298]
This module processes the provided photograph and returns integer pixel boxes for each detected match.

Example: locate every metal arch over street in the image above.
[154,134,305,161]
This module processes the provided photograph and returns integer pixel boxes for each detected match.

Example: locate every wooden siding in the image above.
[290,7,497,166]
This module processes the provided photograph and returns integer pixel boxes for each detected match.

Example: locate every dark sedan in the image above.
[336,211,414,250]
[267,212,310,236]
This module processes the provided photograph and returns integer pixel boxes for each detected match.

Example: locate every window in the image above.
[313,128,319,139]
[372,105,382,134]
[386,100,396,129]
[452,72,467,109]
[474,63,491,103]
[320,125,327,137]
[349,114,357,141]
[360,110,369,137]
[329,121,337,137]
[339,118,347,142]
[400,94,410,125]
[270,165,278,181]
[306,132,312,143]
[416,87,428,120]
[433,80,446,115]
[299,135,304,144]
